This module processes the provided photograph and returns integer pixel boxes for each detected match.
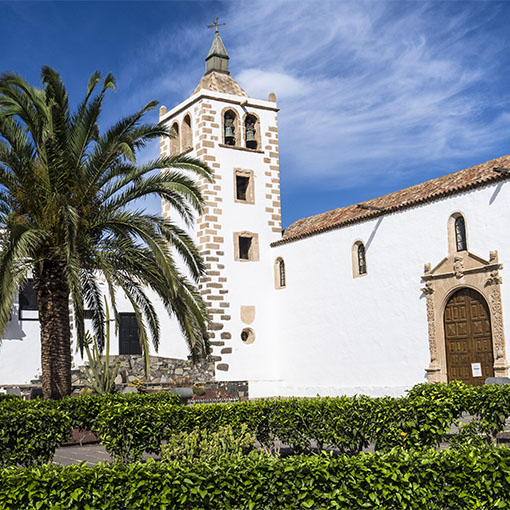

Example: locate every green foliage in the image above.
[0,391,182,431]
[2,448,510,509]
[0,68,213,398]
[160,424,257,463]
[83,298,120,394]
[0,408,71,467]
[127,377,147,393]
[0,394,21,402]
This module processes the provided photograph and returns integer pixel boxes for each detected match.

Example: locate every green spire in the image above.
[205,31,230,75]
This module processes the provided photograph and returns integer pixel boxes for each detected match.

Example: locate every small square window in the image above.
[234,169,254,204]
[236,175,250,201]
[19,279,39,320]
[239,236,252,260]
[234,232,260,262]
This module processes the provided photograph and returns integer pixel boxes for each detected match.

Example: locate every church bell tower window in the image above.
[245,114,257,149]
[170,122,180,155]
[182,114,192,151]
[224,110,236,146]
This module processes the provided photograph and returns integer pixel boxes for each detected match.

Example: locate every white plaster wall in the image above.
[191,94,282,384]
[0,285,191,385]
[265,180,510,397]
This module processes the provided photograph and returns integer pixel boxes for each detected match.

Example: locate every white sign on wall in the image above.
[471,362,482,377]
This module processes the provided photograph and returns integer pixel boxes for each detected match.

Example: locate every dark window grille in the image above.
[236,175,250,201]
[19,279,38,320]
[358,243,367,275]
[119,313,142,355]
[239,236,252,260]
[455,216,467,251]
[279,259,286,287]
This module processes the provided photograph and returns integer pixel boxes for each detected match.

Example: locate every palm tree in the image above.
[0,67,211,399]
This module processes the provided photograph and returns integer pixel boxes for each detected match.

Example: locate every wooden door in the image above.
[119,313,142,355]
[444,288,494,386]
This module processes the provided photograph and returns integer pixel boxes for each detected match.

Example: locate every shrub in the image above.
[2,448,510,509]
[160,424,256,463]
[0,408,71,467]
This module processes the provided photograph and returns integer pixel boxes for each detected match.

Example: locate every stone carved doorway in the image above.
[422,250,508,383]
[444,288,494,386]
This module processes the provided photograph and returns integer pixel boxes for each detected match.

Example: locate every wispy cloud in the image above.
[122,1,510,197]
[227,1,510,189]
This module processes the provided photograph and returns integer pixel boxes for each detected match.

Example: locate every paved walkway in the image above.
[53,444,159,466]
[54,444,113,466]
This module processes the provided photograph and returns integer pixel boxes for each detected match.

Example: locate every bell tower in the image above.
[159,24,281,382]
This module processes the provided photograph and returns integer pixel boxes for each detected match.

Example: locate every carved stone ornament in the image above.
[453,256,464,279]
[422,249,508,382]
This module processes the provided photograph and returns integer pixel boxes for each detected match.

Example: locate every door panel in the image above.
[119,313,142,355]
[444,288,494,386]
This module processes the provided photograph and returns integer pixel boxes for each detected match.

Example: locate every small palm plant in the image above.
[83,298,120,394]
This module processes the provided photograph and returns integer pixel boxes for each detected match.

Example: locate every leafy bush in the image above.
[0,408,71,467]
[160,424,256,463]
[0,394,21,402]
[2,448,510,509]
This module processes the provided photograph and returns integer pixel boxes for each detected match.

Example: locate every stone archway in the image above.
[444,287,494,386]
[422,250,508,382]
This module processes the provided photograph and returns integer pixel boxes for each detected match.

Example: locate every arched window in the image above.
[245,114,258,149]
[352,241,367,278]
[279,259,286,288]
[358,244,367,275]
[182,114,192,151]
[448,213,468,253]
[223,110,237,146]
[455,216,467,252]
[274,258,286,289]
[170,122,180,154]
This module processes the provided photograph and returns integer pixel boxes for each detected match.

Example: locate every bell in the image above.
[246,129,255,142]
[224,126,235,145]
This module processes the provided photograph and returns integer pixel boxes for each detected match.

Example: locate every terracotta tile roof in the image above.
[272,155,510,247]
[194,71,248,97]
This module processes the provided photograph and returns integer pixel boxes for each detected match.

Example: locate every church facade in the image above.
[1,31,510,397]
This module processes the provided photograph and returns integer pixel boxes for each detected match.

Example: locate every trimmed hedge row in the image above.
[0,390,182,430]
[2,448,510,509]
[94,395,460,461]
[408,381,510,438]
[0,408,70,467]
[3,382,510,466]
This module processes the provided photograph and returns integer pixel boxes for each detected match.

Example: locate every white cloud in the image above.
[237,69,311,100]
[121,1,510,194]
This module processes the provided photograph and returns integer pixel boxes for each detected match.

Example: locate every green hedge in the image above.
[3,383,510,466]
[94,395,462,462]
[0,390,183,430]
[0,391,182,466]
[0,408,71,467]
[2,448,510,509]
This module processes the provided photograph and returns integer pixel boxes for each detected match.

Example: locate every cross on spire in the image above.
[207,17,226,33]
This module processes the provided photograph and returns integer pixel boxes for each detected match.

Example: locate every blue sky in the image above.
[2,1,510,228]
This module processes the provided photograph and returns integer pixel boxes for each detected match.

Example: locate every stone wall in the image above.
[71,355,215,388]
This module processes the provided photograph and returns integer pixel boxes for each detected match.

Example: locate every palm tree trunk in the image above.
[34,261,72,399]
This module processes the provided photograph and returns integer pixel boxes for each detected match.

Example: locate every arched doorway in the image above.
[444,288,494,386]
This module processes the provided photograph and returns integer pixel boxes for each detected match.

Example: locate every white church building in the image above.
[1,30,510,397]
